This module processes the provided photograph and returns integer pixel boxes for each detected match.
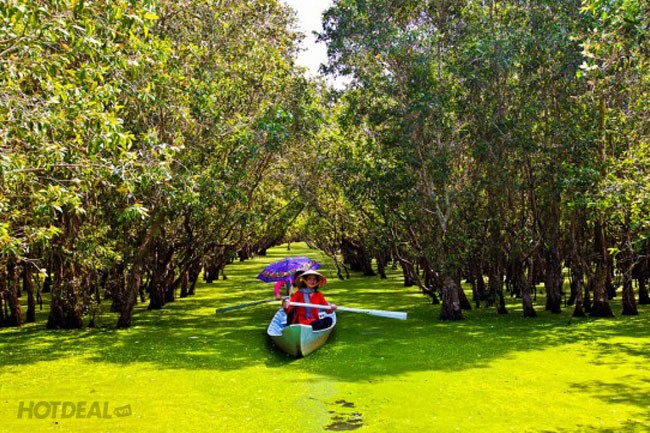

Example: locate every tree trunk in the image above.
[341,238,376,276]
[440,275,463,320]
[376,252,389,279]
[634,256,649,304]
[487,262,507,314]
[620,223,638,316]
[109,264,126,313]
[590,220,614,317]
[188,260,201,296]
[621,272,638,315]
[148,279,165,310]
[468,255,487,308]
[46,213,84,329]
[638,276,649,305]
[605,254,617,299]
[584,277,592,314]
[23,263,36,323]
[591,265,613,317]
[148,240,175,310]
[46,252,67,329]
[567,262,579,306]
[180,270,190,298]
[116,264,144,329]
[496,284,507,315]
[516,256,536,318]
[4,259,24,326]
[0,265,5,323]
[401,260,417,288]
[544,246,563,314]
[566,204,588,317]
[116,234,152,328]
[570,261,586,318]
[466,257,480,309]
[457,271,472,310]
[164,267,177,304]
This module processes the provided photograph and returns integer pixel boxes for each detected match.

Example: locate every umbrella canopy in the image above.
[257,256,320,283]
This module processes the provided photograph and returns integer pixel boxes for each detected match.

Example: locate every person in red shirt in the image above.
[283,270,337,330]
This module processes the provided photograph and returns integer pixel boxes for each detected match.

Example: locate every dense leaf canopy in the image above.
[1,0,648,327]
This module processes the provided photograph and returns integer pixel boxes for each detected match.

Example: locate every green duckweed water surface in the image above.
[1,243,649,432]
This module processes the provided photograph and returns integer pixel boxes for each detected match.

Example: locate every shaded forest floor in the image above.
[1,243,649,432]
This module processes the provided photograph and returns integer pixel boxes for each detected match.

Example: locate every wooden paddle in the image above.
[288,301,407,320]
[216,297,286,314]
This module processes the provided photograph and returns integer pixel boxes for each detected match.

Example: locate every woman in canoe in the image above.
[283,269,337,330]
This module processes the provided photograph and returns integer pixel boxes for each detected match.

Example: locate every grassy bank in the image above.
[1,243,649,432]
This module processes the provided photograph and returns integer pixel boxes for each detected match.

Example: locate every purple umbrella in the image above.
[256,256,320,283]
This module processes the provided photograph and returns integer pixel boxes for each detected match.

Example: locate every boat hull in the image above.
[267,308,336,357]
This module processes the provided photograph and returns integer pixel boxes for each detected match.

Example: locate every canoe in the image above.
[267,308,336,357]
